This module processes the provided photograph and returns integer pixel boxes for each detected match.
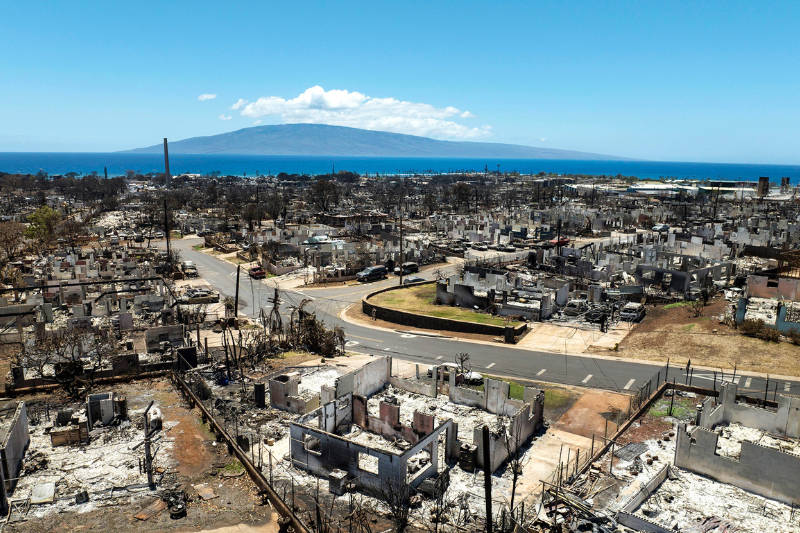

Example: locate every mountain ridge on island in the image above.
[122,123,633,160]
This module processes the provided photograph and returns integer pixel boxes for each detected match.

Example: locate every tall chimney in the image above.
[163,138,171,189]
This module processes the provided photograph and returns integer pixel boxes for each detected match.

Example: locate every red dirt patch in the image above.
[555,390,634,439]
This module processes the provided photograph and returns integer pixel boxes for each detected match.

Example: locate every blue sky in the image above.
[1,1,798,163]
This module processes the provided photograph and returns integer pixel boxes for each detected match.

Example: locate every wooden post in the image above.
[609,441,615,477]
[669,380,675,416]
[765,375,770,404]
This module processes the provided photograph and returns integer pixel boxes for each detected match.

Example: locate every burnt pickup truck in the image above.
[249,266,267,279]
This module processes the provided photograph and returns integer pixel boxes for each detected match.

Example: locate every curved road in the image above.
[171,237,799,399]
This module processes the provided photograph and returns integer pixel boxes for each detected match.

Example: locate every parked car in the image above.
[473,243,488,251]
[181,261,198,277]
[393,262,419,275]
[249,266,267,279]
[133,233,144,243]
[550,237,570,246]
[652,224,670,232]
[356,265,388,282]
[585,306,609,324]
[462,371,484,385]
[403,276,426,285]
[181,288,212,301]
[154,230,164,238]
[620,302,646,322]
[427,363,460,379]
[563,299,589,317]
[109,236,120,246]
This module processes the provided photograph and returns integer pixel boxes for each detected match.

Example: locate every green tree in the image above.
[24,206,62,243]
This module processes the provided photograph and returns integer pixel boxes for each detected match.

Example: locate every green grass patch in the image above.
[681,324,696,331]
[543,388,572,409]
[192,244,205,251]
[649,397,695,420]
[223,461,244,473]
[170,232,183,239]
[473,375,571,407]
[663,301,689,310]
[371,284,520,327]
[473,376,524,400]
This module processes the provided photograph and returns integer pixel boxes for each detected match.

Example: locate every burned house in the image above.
[677,382,800,505]
[269,372,321,415]
[289,356,545,494]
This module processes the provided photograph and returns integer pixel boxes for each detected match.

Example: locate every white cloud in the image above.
[198,94,217,101]
[460,111,475,118]
[232,86,490,139]
[218,114,232,121]
[253,120,262,125]
[540,138,546,142]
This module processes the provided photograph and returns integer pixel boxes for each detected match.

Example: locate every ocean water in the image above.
[1,152,799,183]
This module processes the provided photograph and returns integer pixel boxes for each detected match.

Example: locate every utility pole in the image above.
[398,210,404,286]
[163,138,171,189]
[164,199,171,259]
[234,265,241,321]
[483,425,492,533]
[556,218,562,255]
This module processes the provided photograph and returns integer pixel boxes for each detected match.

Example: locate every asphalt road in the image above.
[170,237,799,400]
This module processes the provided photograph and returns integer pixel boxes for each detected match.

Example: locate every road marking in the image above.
[582,374,593,384]
[384,348,391,351]
[435,356,443,360]
[400,334,417,338]
[744,378,752,388]
[786,382,791,392]
[290,290,315,300]
[229,272,236,277]
[349,334,383,343]
[624,379,636,390]
[486,363,496,369]
[537,369,546,376]
[345,341,359,347]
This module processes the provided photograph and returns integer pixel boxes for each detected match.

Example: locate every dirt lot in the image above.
[554,389,635,439]
[9,379,278,533]
[617,297,800,376]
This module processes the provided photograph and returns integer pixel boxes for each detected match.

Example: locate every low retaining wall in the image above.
[362,282,527,337]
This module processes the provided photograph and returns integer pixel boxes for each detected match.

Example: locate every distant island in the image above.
[122,123,632,160]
